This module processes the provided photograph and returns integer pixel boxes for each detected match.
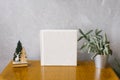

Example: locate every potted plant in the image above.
[78,29,112,68]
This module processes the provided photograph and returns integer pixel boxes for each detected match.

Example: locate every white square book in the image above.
[40,30,77,66]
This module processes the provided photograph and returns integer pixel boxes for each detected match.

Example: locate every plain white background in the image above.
[0,0,120,72]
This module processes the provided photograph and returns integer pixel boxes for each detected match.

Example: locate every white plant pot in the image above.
[94,55,108,68]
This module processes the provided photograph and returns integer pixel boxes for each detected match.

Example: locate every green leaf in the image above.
[88,47,91,53]
[95,29,102,35]
[103,33,107,43]
[79,29,85,36]
[79,29,92,41]
[80,43,87,50]
[77,36,83,41]
[95,29,98,34]
[91,53,98,60]
[97,30,102,35]
[86,30,93,35]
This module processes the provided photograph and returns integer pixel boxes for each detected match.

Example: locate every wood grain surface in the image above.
[1,60,119,80]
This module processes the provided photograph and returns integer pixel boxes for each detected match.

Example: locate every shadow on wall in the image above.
[77,51,91,61]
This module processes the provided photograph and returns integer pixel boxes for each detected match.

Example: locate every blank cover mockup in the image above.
[40,30,77,66]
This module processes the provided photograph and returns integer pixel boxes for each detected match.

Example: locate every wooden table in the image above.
[1,60,119,80]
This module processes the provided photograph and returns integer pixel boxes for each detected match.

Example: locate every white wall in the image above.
[0,0,120,73]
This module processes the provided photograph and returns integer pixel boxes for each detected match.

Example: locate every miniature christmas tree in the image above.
[16,40,22,54]
[13,40,28,67]
[20,47,27,63]
[13,40,22,61]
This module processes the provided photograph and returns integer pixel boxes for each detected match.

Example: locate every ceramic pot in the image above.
[94,55,108,68]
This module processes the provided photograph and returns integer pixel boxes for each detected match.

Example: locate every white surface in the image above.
[40,30,77,66]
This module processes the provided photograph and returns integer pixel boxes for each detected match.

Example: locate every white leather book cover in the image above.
[40,30,77,66]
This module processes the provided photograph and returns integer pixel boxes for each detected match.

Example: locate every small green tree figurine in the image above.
[16,40,22,54]
[13,40,22,61]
